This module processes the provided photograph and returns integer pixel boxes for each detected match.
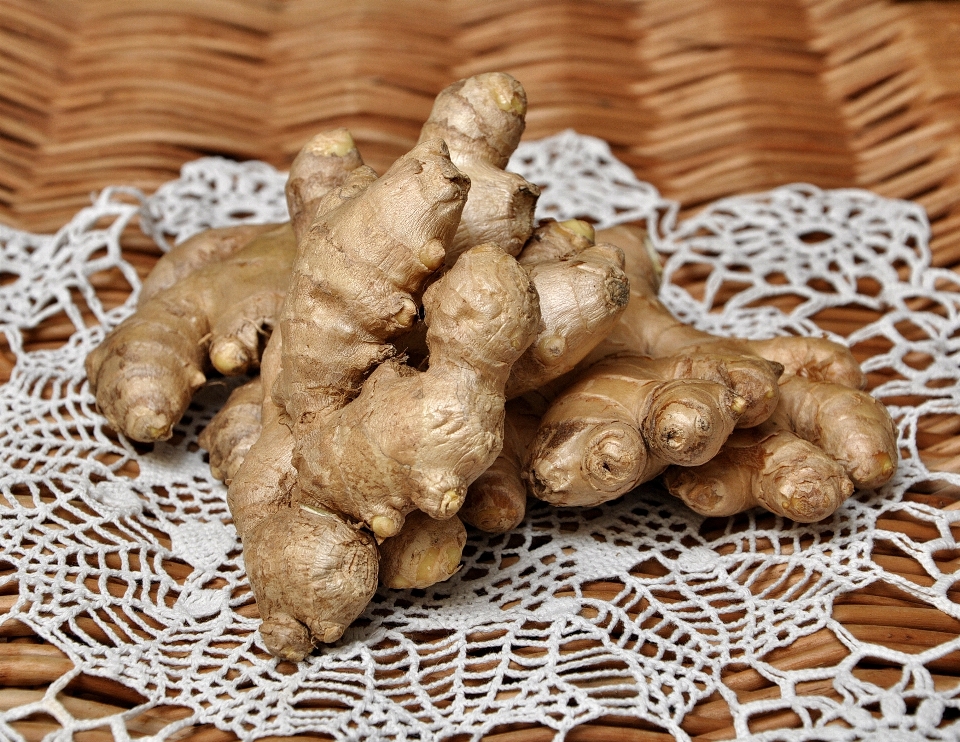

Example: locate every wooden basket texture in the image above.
[3,0,960,740]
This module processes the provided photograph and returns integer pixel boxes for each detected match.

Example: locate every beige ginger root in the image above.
[418,72,539,262]
[291,242,540,534]
[197,377,263,484]
[203,214,632,537]
[460,219,633,530]
[379,510,468,589]
[85,69,903,663]
[663,374,898,521]
[227,139,471,658]
[458,398,541,533]
[663,427,855,522]
[85,129,365,443]
[232,242,540,659]
[271,138,465,438]
[505,221,631,398]
[85,223,296,442]
[140,222,284,303]
[525,353,745,507]
[517,224,897,520]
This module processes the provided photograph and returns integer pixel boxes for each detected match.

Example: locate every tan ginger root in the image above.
[197,71,546,480]
[197,377,263,483]
[418,72,540,262]
[526,354,745,507]
[85,223,295,442]
[290,243,539,532]
[459,219,633,530]
[140,222,284,303]
[232,242,540,659]
[85,128,365,443]
[663,374,897,521]
[285,129,366,243]
[314,243,538,592]
[506,220,631,398]
[271,138,464,439]
[518,224,898,521]
[379,510,468,589]
[226,138,469,657]
[204,216,631,536]
[458,398,541,533]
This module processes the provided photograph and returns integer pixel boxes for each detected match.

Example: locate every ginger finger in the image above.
[85,224,296,442]
[285,128,365,242]
[456,220,630,529]
[141,222,284,303]
[396,218,630,393]
[275,138,468,436]
[746,336,866,389]
[770,375,898,489]
[419,71,539,262]
[525,354,744,508]
[517,218,597,266]
[197,377,262,484]
[201,218,627,500]
[234,244,538,658]
[379,511,467,589]
[663,426,855,522]
[506,241,630,398]
[205,139,376,380]
[461,398,541,533]
[666,376,897,523]
[139,133,360,299]
[244,503,379,660]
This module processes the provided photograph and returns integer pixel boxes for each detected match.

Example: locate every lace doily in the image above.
[2,131,960,741]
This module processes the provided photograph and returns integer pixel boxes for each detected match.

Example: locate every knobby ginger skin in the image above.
[506,222,631,398]
[229,139,472,659]
[233,244,539,660]
[418,71,539,262]
[771,375,897,490]
[663,426,855,521]
[273,138,467,439]
[525,354,745,507]
[378,510,467,589]
[197,377,263,484]
[85,223,296,443]
[85,71,904,663]
[460,398,541,533]
[140,222,284,303]
[456,219,633,530]
[285,128,366,243]
[85,129,365,444]
[294,243,540,535]
[522,224,897,519]
[664,371,898,521]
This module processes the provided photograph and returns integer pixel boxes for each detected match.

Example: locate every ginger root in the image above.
[85,223,296,442]
[418,71,539,262]
[85,128,365,443]
[514,224,898,520]
[84,71,901,662]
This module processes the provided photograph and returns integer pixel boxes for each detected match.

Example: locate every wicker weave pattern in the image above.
[2,1,960,244]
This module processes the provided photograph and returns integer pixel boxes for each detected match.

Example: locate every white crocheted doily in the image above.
[2,131,960,741]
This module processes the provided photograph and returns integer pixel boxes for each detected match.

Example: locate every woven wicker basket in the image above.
[2,1,960,740]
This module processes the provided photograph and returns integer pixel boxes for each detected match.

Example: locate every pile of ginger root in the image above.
[85,72,899,660]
